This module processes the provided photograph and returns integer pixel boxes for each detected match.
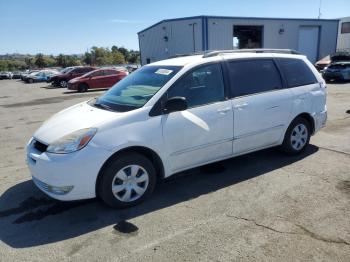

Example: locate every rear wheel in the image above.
[98,153,157,208]
[59,80,68,88]
[78,83,88,92]
[281,117,311,155]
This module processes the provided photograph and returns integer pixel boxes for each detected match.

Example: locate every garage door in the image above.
[298,26,319,63]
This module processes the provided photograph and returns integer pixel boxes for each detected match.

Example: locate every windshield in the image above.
[95,65,182,111]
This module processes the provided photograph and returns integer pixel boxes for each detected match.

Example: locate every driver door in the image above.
[162,63,234,172]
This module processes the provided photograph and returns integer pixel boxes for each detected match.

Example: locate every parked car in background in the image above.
[25,70,59,83]
[315,55,331,71]
[46,67,75,83]
[21,70,39,81]
[68,68,128,92]
[48,66,95,88]
[0,71,12,79]
[125,65,140,73]
[11,71,23,79]
[315,51,350,71]
[26,49,327,208]
[322,61,350,82]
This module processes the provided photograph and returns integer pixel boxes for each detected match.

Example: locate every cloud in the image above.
[108,19,146,24]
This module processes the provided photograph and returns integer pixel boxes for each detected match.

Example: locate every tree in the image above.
[127,51,140,64]
[55,54,67,67]
[44,56,56,67]
[25,57,35,69]
[0,60,8,71]
[83,52,92,65]
[111,50,125,64]
[35,53,46,68]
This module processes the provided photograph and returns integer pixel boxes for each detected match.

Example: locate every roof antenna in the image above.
[318,0,322,19]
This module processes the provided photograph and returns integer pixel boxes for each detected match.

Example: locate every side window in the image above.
[341,22,350,34]
[167,63,225,108]
[73,68,83,74]
[82,68,92,73]
[105,70,116,76]
[90,71,104,77]
[277,58,317,88]
[228,59,282,97]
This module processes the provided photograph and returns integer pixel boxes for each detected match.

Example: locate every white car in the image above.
[26,49,327,208]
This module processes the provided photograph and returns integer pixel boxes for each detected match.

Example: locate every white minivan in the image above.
[26,50,327,208]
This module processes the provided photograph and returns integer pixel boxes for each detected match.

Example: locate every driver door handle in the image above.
[217,107,231,114]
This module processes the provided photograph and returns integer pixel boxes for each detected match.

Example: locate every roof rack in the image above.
[203,49,300,58]
[169,52,206,58]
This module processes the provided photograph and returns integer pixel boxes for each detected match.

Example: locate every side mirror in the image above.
[163,97,187,114]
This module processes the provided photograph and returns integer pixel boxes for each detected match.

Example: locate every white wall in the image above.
[138,18,203,65]
[138,17,339,65]
[207,18,338,60]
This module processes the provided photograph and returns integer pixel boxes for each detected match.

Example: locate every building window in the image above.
[341,22,350,34]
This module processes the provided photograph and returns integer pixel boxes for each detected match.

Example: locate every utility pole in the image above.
[318,0,322,19]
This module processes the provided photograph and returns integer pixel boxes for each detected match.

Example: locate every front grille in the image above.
[33,140,48,153]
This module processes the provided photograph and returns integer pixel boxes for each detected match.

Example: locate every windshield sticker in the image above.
[155,69,173,75]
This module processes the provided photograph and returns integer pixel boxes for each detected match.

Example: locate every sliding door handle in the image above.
[233,103,248,110]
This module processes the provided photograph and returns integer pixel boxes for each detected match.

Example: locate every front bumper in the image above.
[26,138,111,201]
[323,72,344,80]
[67,82,78,90]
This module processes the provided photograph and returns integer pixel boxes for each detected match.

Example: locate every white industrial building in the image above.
[138,16,339,65]
[337,17,350,52]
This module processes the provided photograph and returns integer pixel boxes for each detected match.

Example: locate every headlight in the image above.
[47,128,97,154]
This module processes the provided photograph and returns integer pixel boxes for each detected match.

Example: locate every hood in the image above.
[69,76,84,83]
[34,101,121,144]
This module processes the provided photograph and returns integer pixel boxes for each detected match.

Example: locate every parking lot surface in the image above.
[0,80,349,261]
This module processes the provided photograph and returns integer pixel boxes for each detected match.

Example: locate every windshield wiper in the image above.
[94,102,115,112]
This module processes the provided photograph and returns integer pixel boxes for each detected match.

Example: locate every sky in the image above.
[0,0,349,55]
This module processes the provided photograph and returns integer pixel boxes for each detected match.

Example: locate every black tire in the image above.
[59,79,68,88]
[28,78,34,84]
[98,153,157,208]
[281,117,311,155]
[78,83,88,92]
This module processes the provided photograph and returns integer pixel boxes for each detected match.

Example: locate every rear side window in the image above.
[82,68,93,73]
[104,70,117,75]
[228,59,282,97]
[277,58,317,88]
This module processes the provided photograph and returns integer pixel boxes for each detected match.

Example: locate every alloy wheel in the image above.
[60,80,67,88]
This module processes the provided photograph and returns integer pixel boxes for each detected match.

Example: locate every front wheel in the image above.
[281,117,311,155]
[78,83,88,92]
[98,153,157,208]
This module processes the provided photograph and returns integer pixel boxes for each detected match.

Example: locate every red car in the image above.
[67,68,128,92]
[49,66,96,88]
